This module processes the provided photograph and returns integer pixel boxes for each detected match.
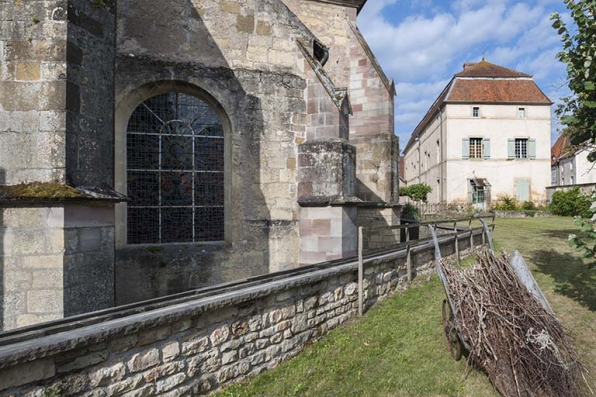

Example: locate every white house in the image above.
[551,134,596,186]
[403,61,552,209]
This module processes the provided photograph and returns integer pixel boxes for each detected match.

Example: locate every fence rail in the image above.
[356,214,496,315]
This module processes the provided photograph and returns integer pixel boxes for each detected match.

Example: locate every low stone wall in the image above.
[493,210,552,218]
[0,231,484,396]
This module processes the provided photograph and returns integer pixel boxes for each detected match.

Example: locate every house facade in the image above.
[551,134,596,187]
[0,0,398,330]
[403,61,552,210]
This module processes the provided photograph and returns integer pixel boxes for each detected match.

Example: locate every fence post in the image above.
[469,218,474,252]
[358,226,364,317]
[453,221,460,263]
[406,226,412,282]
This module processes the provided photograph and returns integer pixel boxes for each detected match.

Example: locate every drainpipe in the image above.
[439,109,444,203]
[415,136,421,184]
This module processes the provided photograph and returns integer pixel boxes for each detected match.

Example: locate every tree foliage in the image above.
[568,192,596,268]
[400,183,432,202]
[551,1,596,159]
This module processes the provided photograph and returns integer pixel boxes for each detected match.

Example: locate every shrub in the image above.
[550,187,591,217]
[521,201,536,211]
[401,203,421,221]
[400,184,432,203]
[491,194,518,211]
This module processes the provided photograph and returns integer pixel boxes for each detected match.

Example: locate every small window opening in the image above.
[313,41,329,66]
[472,107,480,118]
[518,107,525,118]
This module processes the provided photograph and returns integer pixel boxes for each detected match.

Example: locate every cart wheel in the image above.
[441,299,463,361]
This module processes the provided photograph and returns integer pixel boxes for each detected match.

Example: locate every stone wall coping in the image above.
[348,21,394,96]
[0,230,478,369]
[0,186,126,206]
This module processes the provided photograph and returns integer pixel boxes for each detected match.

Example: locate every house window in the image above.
[126,92,225,244]
[570,161,574,171]
[571,175,575,185]
[518,107,525,118]
[515,138,528,159]
[469,138,483,159]
[472,107,479,118]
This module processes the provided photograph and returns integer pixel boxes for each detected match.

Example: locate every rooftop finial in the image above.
[482,47,489,62]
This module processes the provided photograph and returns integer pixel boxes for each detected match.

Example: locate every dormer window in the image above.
[472,107,479,118]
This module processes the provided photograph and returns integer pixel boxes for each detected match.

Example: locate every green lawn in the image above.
[216,217,596,397]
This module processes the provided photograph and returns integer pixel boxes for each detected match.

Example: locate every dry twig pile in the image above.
[442,250,593,397]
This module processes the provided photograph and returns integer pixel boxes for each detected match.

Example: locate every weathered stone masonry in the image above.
[1,0,401,331]
[0,0,118,329]
[0,231,485,396]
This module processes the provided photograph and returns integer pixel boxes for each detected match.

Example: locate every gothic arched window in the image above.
[126,92,224,244]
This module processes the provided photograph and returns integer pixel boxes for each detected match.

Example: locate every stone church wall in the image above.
[0,1,117,330]
[113,0,318,304]
[0,205,115,331]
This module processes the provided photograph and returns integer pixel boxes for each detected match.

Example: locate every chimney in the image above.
[463,62,475,70]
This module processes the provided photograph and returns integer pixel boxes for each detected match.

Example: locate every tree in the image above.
[551,1,596,159]
[568,192,596,268]
[400,183,432,203]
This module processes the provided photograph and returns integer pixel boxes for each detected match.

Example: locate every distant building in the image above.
[551,135,596,186]
[403,60,552,210]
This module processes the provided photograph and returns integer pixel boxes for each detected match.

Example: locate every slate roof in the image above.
[403,61,552,153]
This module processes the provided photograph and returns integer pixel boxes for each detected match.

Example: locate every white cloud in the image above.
[357,0,566,150]
[359,1,548,80]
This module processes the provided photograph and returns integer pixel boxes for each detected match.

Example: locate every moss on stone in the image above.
[0,182,82,200]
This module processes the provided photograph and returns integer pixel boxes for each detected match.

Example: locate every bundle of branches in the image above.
[441,250,593,397]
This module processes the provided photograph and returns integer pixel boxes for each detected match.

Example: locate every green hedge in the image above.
[549,187,591,217]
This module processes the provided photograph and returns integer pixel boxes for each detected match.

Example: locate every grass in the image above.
[215,217,596,396]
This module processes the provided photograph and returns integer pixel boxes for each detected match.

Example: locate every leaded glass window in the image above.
[126,93,224,244]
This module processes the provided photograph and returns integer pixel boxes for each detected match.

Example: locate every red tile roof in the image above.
[403,61,552,153]
[447,79,551,103]
[551,134,572,165]
[455,61,531,78]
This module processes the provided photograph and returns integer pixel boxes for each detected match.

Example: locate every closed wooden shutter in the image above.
[508,138,515,159]
[529,138,537,159]
[483,138,491,159]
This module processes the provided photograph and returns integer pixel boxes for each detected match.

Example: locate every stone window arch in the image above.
[119,87,228,245]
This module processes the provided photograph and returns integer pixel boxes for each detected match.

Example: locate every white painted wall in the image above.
[404,109,444,203]
[575,150,596,184]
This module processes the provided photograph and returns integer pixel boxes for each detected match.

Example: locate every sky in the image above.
[357,0,571,152]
